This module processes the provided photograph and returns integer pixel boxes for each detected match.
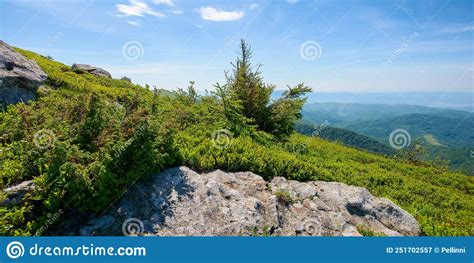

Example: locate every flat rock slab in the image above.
[72,63,111,78]
[79,166,421,236]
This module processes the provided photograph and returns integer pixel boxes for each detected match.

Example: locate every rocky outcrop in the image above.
[71,63,111,78]
[78,167,420,236]
[0,180,35,208]
[121,76,131,82]
[0,41,47,105]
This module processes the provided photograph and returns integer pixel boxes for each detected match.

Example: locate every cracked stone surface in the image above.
[78,166,421,236]
[0,40,47,105]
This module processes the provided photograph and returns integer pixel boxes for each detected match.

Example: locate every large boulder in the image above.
[0,41,47,105]
[76,167,421,236]
[71,63,111,78]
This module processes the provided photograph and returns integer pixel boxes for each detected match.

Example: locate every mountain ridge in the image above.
[273,92,474,112]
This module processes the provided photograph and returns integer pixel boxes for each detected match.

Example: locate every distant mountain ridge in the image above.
[300,102,473,175]
[302,102,472,126]
[272,91,474,112]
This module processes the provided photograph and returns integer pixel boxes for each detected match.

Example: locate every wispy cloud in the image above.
[172,10,183,15]
[127,21,141,27]
[198,6,245,21]
[250,3,259,10]
[154,0,174,6]
[116,0,165,17]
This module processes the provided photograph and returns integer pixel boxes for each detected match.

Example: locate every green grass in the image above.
[0,47,472,236]
[275,189,294,206]
[356,225,387,237]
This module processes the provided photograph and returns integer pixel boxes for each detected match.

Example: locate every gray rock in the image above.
[121,76,131,82]
[71,63,96,71]
[90,68,111,78]
[0,41,47,105]
[71,63,111,78]
[1,180,36,207]
[78,167,421,236]
[79,215,116,236]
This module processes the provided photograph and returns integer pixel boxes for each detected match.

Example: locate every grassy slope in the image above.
[294,121,395,156]
[0,48,473,236]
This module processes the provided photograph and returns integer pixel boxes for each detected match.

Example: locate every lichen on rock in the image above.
[76,167,421,236]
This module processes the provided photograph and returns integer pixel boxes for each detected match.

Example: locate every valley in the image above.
[301,102,474,175]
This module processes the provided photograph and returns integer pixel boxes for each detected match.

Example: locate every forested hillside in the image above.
[294,121,394,156]
[302,103,474,175]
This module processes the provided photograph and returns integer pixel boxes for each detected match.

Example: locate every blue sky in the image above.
[1,0,473,93]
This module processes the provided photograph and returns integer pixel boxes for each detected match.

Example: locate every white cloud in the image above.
[287,0,299,4]
[154,0,174,6]
[172,10,183,15]
[250,3,258,10]
[198,6,245,21]
[116,0,165,17]
[127,21,141,26]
